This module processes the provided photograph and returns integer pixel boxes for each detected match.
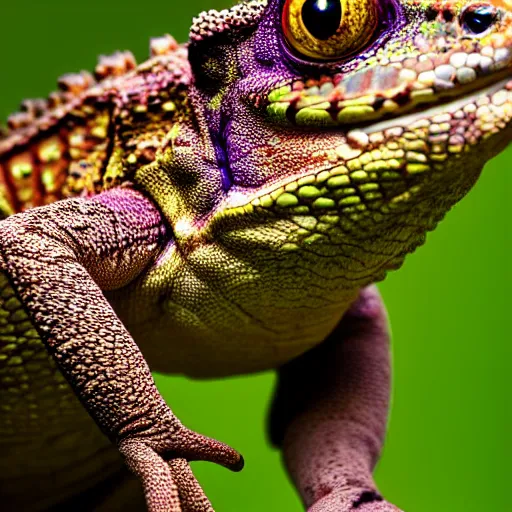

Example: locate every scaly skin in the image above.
[0,0,511,510]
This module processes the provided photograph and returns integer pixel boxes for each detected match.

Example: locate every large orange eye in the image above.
[283,0,379,60]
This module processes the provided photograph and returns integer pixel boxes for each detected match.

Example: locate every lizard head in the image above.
[147,0,512,288]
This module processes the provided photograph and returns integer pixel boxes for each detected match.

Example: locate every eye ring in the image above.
[282,0,379,61]
[460,4,498,35]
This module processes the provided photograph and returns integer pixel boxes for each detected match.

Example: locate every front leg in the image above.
[269,286,402,512]
[0,188,242,512]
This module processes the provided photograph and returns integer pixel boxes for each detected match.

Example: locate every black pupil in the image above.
[301,0,342,40]
[462,6,495,34]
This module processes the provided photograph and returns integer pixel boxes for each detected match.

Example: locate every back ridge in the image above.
[0,34,186,218]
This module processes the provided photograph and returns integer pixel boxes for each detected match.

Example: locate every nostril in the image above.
[460,4,497,35]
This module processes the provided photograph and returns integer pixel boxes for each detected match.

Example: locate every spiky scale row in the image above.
[0,36,187,218]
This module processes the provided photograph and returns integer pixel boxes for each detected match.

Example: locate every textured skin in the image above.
[0,188,242,511]
[270,286,399,511]
[0,0,511,510]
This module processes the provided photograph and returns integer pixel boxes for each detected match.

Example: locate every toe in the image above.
[176,428,244,471]
[169,458,214,512]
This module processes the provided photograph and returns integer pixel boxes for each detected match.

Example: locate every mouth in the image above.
[218,74,512,216]
[357,75,512,135]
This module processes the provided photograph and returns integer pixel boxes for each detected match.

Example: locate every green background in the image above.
[1,1,510,510]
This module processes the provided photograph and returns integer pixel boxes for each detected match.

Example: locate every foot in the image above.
[118,409,243,512]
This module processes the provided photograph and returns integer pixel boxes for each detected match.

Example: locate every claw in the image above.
[177,428,244,471]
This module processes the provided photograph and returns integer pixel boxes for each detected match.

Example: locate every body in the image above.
[0,0,511,510]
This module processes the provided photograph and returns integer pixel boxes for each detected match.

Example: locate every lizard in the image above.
[0,0,511,510]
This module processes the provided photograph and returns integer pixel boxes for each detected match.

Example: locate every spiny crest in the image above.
[150,34,179,57]
[0,34,182,218]
[0,35,180,151]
